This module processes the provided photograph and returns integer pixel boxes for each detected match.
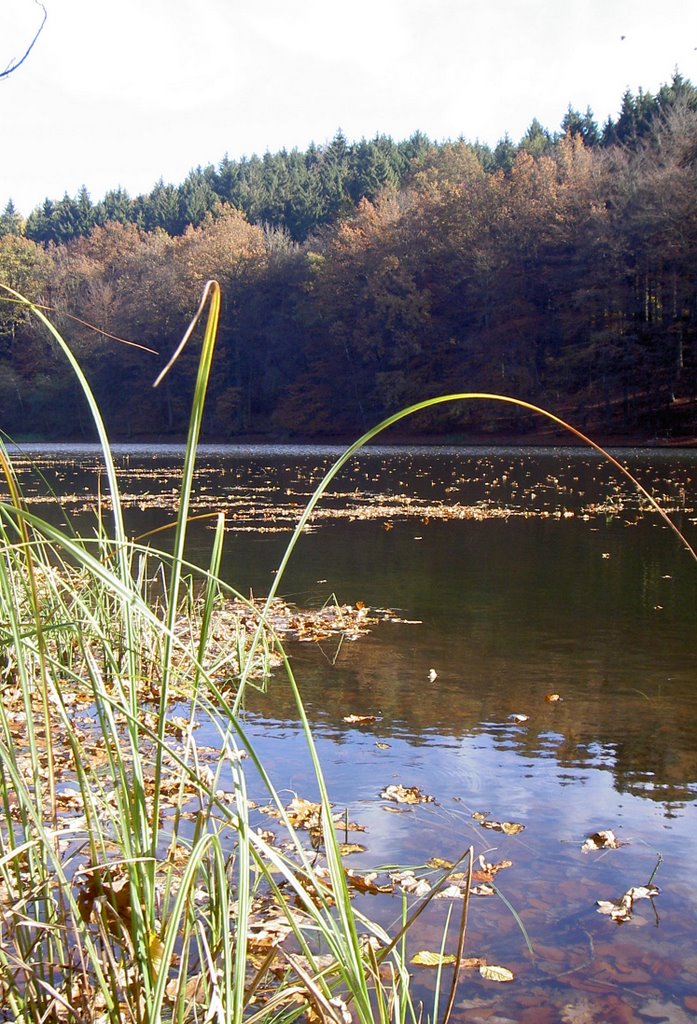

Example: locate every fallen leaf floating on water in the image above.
[627,885,660,900]
[375,741,391,749]
[582,829,621,853]
[257,796,365,841]
[479,964,514,982]
[56,788,84,810]
[509,713,529,722]
[545,693,562,702]
[470,884,497,896]
[380,783,435,805]
[459,957,487,970]
[596,884,659,922]
[501,822,525,835]
[337,843,366,856]
[165,715,197,738]
[472,856,513,882]
[434,884,469,900]
[479,819,525,835]
[390,870,432,897]
[411,951,456,967]
[285,796,323,830]
[342,714,378,724]
[344,869,393,895]
[428,668,438,682]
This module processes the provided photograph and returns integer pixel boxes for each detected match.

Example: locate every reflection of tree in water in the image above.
[248,607,697,817]
[8,448,697,815]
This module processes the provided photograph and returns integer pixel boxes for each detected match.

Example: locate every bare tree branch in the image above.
[1,1,47,80]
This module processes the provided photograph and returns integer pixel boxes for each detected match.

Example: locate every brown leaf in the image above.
[472,858,512,882]
[345,869,393,895]
[165,973,206,1005]
[459,957,487,970]
[286,796,323,829]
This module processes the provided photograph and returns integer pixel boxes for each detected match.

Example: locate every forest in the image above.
[0,73,695,443]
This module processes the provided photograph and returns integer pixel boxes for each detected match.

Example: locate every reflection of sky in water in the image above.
[219,712,697,889]
[206,704,697,1016]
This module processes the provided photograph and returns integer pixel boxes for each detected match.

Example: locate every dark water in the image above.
[6,443,697,1022]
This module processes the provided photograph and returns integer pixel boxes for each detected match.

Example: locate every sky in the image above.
[1,0,696,215]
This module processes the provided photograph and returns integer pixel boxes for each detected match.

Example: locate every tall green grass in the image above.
[0,279,694,1024]
[0,282,478,1024]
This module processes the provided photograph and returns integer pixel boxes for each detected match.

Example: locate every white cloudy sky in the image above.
[1,0,696,214]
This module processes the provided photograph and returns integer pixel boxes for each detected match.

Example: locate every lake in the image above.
[6,442,697,1023]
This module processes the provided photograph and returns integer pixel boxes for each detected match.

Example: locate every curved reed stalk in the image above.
[0,280,692,1023]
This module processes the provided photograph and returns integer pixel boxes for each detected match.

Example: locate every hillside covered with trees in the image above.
[1,73,696,443]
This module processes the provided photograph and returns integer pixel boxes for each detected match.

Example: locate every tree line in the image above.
[0,73,696,442]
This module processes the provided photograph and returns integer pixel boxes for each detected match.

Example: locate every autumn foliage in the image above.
[1,79,696,441]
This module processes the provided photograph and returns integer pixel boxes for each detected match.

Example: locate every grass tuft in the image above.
[0,279,693,1023]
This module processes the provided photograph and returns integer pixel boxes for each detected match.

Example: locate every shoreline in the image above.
[12,434,696,449]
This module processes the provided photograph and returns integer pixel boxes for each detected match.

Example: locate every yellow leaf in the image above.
[500,822,526,835]
[338,843,366,856]
[148,932,164,977]
[479,964,514,982]
[411,951,457,967]
[479,819,525,835]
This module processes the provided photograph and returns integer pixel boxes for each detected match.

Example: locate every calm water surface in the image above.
[8,443,697,1022]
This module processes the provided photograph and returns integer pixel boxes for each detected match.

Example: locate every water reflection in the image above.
[4,444,696,813]
[4,443,697,1018]
[5,444,695,1019]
